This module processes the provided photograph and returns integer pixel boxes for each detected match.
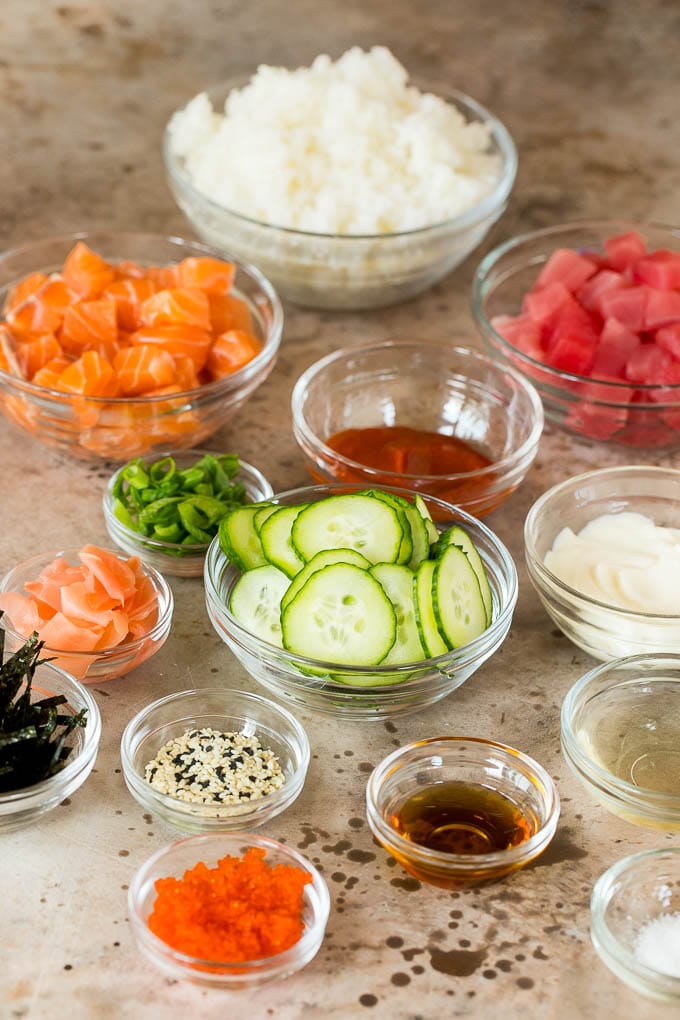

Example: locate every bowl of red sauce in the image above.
[291,340,543,518]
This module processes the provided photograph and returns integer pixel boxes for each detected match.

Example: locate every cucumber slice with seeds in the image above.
[259,504,308,578]
[291,494,404,565]
[362,490,413,565]
[433,544,488,648]
[436,525,492,625]
[229,564,290,646]
[281,547,371,614]
[370,563,425,664]
[219,505,267,571]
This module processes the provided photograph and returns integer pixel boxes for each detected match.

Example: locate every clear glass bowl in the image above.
[561,654,680,831]
[291,340,543,518]
[164,80,517,310]
[0,661,101,831]
[591,849,680,1001]
[0,547,173,682]
[204,483,518,721]
[103,449,273,578]
[471,219,680,450]
[524,465,680,661]
[365,736,559,888]
[120,687,310,833]
[128,832,330,988]
[0,231,283,461]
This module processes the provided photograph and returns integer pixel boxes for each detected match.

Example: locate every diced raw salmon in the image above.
[173,354,201,390]
[208,292,254,334]
[130,323,212,371]
[32,354,75,389]
[105,278,156,331]
[147,264,182,289]
[139,287,211,331]
[206,329,262,379]
[60,295,119,354]
[57,350,119,397]
[62,241,116,298]
[15,333,63,379]
[7,275,79,334]
[177,256,236,294]
[5,271,48,313]
[114,344,177,396]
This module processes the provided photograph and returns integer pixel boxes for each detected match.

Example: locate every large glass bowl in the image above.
[204,483,518,720]
[471,219,680,450]
[291,340,543,518]
[164,80,517,310]
[0,231,283,461]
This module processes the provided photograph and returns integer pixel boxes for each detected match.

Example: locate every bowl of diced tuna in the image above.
[471,220,680,448]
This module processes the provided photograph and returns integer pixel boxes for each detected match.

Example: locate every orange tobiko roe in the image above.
[148,848,311,962]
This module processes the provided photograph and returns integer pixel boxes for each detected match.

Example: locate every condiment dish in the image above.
[561,654,680,831]
[471,219,680,450]
[524,465,680,661]
[0,231,282,461]
[291,340,543,517]
[0,661,101,831]
[204,483,518,721]
[365,736,559,888]
[120,688,310,833]
[591,848,680,1002]
[128,832,330,989]
[103,449,274,578]
[164,79,516,310]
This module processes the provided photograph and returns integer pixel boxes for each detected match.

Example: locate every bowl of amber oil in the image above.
[561,654,680,831]
[291,339,544,518]
[365,736,559,888]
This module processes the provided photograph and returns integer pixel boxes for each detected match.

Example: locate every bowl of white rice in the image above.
[163,47,517,310]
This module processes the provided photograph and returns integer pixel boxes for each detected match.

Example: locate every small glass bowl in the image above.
[524,465,680,661]
[103,450,274,578]
[0,231,282,461]
[0,661,101,831]
[164,80,516,310]
[120,687,310,833]
[291,340,543,518]
[365,736,559,888]
[0,547,173,683]
[128,832,331,988]
[471,219,680,450]
[591,849,680,1002]
[561,654,680,831]
[204,483,517,721]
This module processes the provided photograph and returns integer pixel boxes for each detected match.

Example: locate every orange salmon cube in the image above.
[7,275,79,334]
[113,345,177,396]
[130,323,212,371]
[206,329,262,379]
[139,287,211,331]
[62,242,116,298]
[57,350,118,397]
[15,333,63,379]
[105,278,156,332]
[177,256,235,294]
[60,296,119,354]
[208,292,254,334]
[5,272,48,314]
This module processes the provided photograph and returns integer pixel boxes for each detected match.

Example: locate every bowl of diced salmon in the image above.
[0,544,173,682]
[472,220,680,449]
[0,232,283,461]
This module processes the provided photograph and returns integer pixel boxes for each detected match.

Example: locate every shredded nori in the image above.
[0,613,87,793]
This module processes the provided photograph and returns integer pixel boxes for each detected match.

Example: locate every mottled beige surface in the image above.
[1,1,679,1017]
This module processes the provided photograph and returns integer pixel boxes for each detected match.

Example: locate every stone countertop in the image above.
[1,1,679,1017]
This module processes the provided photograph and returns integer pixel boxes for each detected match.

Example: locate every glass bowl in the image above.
[365,736,559,888]
[524,465,680,661]
[103,449,274,578]
[164,80,517,310]
[291,340,543,518]
[0,547,173,682]
[128,832,330,988]
[471,220,680,449]
[0,231,282,461]
[120,687,310,833]
[591,849,680,1001]
[561,654,680,831]
[204,483,517,721]
[0,661,101,831]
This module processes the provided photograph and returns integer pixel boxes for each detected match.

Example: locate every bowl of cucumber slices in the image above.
[204,484,518,720]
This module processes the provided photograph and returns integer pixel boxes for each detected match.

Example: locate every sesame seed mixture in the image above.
[144,727,285,805]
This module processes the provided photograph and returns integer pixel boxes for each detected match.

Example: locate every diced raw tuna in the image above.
[576,269,627,314]
[599,287,648,332]
[655,323,680,361]
[543,304,600,354]
[592,318,641,377]
[548,335,595,375]
[604,231,648,271]
[625,343,673,383]
[644,288,680,329]
[535,248,598,292]
[490,314,542,358]
[522,281,574,325]
[633,250,680,291]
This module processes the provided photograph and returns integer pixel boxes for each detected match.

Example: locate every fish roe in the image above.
[148,847,311,961]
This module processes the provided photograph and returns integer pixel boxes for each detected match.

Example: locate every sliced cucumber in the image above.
[219,506,267,571]
[253,504,279,533]
[361,490,413,565]
[229,564,290,647]
[370,563,425,664]
[281,562,397,665]
[436,525,492,625]
[433,544,488,648]
[413,559,448,657]
[281,547,371,614]
[414,493,440,547]
[259,504,308,578]
[402,504,430,570]
[291,494,404,565]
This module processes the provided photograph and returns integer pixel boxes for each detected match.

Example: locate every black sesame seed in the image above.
[244,747,254,756]
[248,775,256,782]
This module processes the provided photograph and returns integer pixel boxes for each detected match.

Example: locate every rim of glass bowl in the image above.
[120,687,311,825]
[204,484,518,685]
[366,736,560,872]
[471,218,680,397]
[561,652,680,822]
[104,452,274,558]
[163,79,518,241]
[128,832,331,977]
[525,465,680,622]
[591,848,680,1000]
[0,547,174,661]
[291,340,544,485]
[0,230,283,401]
[0,661,102,808]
